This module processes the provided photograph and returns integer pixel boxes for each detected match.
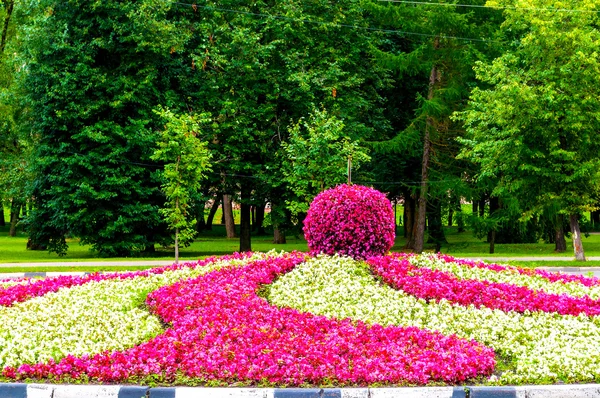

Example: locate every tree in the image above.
[282,107,370,215]
[151,108,211,264]
[457,0,600,261]
[24,0,184,256]
[366,0,503,252]
[0,0,36,238]
[175,0,390,250]
[0,0,14,55]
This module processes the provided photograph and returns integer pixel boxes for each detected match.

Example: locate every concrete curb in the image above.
[0,271,98,281]
[0,261,176,268]
[2,384,600,398]
[2,268,600,282]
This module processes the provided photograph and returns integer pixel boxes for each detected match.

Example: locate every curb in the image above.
[2,268,600,282]
[0,271,96,281]
[0,261,176,268]
[2,384,600,398]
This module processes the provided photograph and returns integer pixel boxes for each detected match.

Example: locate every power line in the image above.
[171,1,499,43]
[379,0,600,13]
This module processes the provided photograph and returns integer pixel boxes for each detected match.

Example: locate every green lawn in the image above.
[4,218,600,272]
[0,224,308,263]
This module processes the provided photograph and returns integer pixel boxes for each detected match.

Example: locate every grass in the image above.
[0,224,308,264]
[3,215,600,271]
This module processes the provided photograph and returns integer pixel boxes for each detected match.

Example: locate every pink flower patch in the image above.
[370,254,600,317]
[303,184,395,259]
[5,252,495,386]
[437,254,600,287]
[0,253,252,307]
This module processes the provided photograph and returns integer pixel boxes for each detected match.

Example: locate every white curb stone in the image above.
[516,384,600,397]
[370,387,465,398]
[3,383,600,397]
[52,384,122,398]
[340,388,369,398]
[25,384,53,398]
[175,388,273,398]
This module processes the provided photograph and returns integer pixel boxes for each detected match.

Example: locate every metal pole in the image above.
[347,156,352,184]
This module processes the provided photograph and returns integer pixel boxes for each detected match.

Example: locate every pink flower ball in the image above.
[303,184,395,259]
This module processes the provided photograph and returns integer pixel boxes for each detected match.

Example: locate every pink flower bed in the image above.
[369,254,600,317]
[303,184,395,259]
[4,252,495,385]
[0,253,251,307]
[437,254,600,287]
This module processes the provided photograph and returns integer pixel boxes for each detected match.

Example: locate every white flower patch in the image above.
[267,255,600,384]
[0,252,274,369]
[411,254,600,300]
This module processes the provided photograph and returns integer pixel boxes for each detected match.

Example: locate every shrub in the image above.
[303,184,395,259]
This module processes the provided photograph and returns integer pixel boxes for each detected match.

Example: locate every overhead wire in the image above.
[379,0,600,12]
[170,1,500,43]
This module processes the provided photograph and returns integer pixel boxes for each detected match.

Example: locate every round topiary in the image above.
[303,184,396,259]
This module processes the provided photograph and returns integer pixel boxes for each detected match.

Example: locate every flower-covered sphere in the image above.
[303,184,395,259]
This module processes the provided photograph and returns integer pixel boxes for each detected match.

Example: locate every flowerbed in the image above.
[1,252,600,386]
[269,254,600,384]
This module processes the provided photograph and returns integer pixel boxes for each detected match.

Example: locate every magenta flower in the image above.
[437,254,600,287]
[303,184,395,259]
[0,253,252,307]
[5,252,495,386]
[369,254,600,317]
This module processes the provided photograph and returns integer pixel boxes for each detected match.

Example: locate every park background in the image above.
[1,0,599,265]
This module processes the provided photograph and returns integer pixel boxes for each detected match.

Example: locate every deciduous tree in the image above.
[457,0,600,260]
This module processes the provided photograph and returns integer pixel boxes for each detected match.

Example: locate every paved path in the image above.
[2,257,600,278]
[2,255,600,268]
[465,255,600,261]
[0,260,178,268]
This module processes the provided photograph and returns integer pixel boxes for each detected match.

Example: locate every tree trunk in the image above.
[0,199,5,227]
[403,195,415,240]
[570,214,585,261]
[487,196,500,243]
[427,197,447,246]
[174,227,179,264]
[456,199,465,233]
[555,214,567,253]
[239,184,252,252]
[271,201,287,244]
[195,203,206,233]
[472,200,478,217]
[254,203,266,235]
[273,228,286,244]
[448,207,453,227]
[592,210,600,228]
[489,229,496,254]
[205,196,221,230]
[412,62,438,254]
[478,197,486,217]
[223,194,236,238]
[9,199,21,237]
[0,0,14,55]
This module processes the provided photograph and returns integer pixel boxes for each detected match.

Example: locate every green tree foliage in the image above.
[282,107,370,215]
[175,1,389,248]
[0,0,36,235]
[25,0,184,256]
[457,0,600,260]
[151,108,211,263]
[366,0,503,252]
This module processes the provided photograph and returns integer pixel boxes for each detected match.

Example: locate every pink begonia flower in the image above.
[437,254,600,287]
[303,184,396,259]
[5,252,495,386]
[0,253,252,307]
[369,253,600,317]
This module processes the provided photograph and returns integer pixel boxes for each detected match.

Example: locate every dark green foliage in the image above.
[25,0,181,256]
